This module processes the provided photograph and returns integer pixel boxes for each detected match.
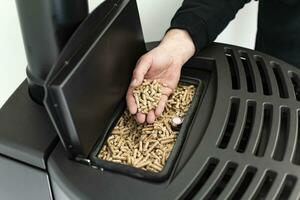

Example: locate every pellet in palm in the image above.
[133,79,162,114]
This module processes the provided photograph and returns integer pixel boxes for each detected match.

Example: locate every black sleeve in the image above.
[170,0,251,53]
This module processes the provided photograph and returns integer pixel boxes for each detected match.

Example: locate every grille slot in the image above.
[277,175,297,199]
[273,107,290,161]
[292,111,300,165]
[272,64,289,98]
[254,56,272,95]
[184,158,219,199]
[229,166,257,199]
[225,48,240,90]
[236,102,256,153]
[218,99,240,149]
[254,105,273,157]
[204,162,238,199]
[253,171,277,200]
[290,72,300,101]
[240,52,256,93]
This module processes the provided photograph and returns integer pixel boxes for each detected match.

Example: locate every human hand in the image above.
[126,29,195,123]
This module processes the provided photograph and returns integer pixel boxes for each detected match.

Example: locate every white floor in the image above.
[0,1,258,108]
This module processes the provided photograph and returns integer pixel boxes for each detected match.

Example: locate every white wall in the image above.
[0,1,27,107]
[0,0,258,108]
[216,1,258,49]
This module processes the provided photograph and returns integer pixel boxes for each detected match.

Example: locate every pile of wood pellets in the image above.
[133,79,162,114]
[98,82,196,173]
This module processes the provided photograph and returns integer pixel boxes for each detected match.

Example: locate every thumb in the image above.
[130,79,139,88]
[130,55,152,87]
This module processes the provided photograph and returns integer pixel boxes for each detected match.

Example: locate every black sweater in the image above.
[170,0,300,67]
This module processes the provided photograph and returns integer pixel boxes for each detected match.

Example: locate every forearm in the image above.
[170,0,251,53]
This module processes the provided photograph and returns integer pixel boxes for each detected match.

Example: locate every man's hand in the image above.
[126,29,195,124]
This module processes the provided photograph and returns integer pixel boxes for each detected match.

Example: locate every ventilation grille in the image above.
[229,166,257,199]
[255,56,273,95]
[253,170,277,199]
[278,175,297,199]
[254,104,272,157]
[183,158,297,200]
[272,64,289,98]
[273,107,290,161]
[225,48,293,100]
[290,72,300,101]
[236,101,256,153]
[219,48,300,162]
[182,45,300,199]
[240,52,256,93]
[218,99,240,149]
[225,49,240,90]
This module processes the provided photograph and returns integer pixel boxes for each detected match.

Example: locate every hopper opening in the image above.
[90,77,203,180]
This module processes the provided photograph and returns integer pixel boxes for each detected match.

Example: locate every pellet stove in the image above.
[1,0,300,199]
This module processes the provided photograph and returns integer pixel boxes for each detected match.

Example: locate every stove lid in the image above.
[43,0,145,158]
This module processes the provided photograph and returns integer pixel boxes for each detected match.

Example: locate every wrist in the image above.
[159,29,195,65]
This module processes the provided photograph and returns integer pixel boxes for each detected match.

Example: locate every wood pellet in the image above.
[133,79,162,114]
[98,83,196,173]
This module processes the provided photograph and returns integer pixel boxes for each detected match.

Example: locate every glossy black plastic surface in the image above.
[44,0,146,158]
[0,81,57,169]
[0,155,52,200]
[15,0,89,103]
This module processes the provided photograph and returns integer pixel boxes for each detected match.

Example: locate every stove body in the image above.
[1,0,300,200]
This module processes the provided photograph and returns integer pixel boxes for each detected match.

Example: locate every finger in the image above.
[146,110,156,124]
[131,56,152,87]
[126,87,137,114]
[136,112,146,124]
[155,95,168,117]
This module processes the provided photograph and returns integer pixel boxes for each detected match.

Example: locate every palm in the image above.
[126,46,182,124]
[144,49,181,91]
[126,29,195,124]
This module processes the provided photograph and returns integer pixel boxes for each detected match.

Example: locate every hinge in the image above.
[75,156,91,165]
[75,156,99,169]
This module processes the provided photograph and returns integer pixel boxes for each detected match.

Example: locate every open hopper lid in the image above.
[43,0,145,158]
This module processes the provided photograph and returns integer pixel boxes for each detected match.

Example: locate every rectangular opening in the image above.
[253,171,277,200]
[236,102,256,153]
[240,52,256,93]
[204,162,238,199]
[92,78,202,180]
[292,110,300,165]
[272,65,289,98]
[254,56,272,95]
[273,107,290,161]
[184,158,219,199]
[225,48,240,90]
[290,72,300,101]
[254,105,273,157]
[218,99,240,149]
[277,175,297,199]
[229,166,257,199]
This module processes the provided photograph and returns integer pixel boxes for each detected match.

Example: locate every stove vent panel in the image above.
[178,44,300,200]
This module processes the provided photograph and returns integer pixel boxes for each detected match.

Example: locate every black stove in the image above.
[1,0,300,199]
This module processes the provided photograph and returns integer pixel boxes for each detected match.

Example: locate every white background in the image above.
[0,0,258,107]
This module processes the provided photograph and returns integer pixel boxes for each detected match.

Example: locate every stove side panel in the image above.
[0,155,52,200]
